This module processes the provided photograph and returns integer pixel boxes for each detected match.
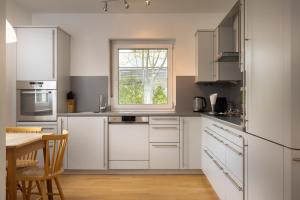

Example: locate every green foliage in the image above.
[119,77,144,104]
[152,86,167,104]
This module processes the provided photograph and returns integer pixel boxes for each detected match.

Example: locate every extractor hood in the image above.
[217,52,239,62]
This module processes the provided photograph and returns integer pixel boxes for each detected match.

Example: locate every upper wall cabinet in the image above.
[195,2,242,82]
[15,27,70,81]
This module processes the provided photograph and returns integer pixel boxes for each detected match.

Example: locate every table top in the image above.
[6,133,52,148]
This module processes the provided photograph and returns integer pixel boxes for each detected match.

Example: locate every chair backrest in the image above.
[6,127,43,133]
[43,130,68,176]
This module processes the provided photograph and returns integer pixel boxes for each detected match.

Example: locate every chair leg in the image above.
[26,181,33,200]
[21,181,27,200]
[36,181,42,195]
[54,177,65,200]
[39,181,48,200]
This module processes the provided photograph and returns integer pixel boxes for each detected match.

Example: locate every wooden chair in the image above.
[6,127,43,168]
[16,131,69,200]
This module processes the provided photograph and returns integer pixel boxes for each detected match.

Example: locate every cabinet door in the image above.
[246,134,284,200]
[195,31,214,82]
[16,28,56,80]
[150,143,179,169]
[245,0,287,144]
[57,117,68,168]
[67,117,107,170]
[181,117,202,169]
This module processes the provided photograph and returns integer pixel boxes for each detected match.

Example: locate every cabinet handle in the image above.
[203,149,214,159]
[152,118,178,121]
[103,118,106,168]
[213,159,224,171]
[181,118,185,169]
[224,172,243,191]
[225,143,243,156]
[151,127,178,130]
[204,130,224,144]
[152,144,178,148]
[212,124,242,138]
[52,29,55,79]
[293,158,300,162]
[61,118,64,134]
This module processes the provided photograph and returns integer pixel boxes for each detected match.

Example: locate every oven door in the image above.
[17,89,57,121]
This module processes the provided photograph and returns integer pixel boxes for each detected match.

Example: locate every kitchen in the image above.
[0,0,299,199]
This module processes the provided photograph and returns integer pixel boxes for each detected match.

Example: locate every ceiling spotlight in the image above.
[103,1,108,12]
[124,0,130,9]
[145,0,151,6]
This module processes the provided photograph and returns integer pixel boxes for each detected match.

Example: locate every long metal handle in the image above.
[224,171,243,191]
[103,118,106,168]
[213,124,242,138]
[213,159,224,171]
[52,29,55,79]
[152,144,178,148]
[152,118,178,121]
[204,130,224,144]
[182,118,185,169]
[293,158,300,162]
[225,143,243,156]
[204,149,214,159]
[21,91,51,94]
[151,127,178,130]
[61,118,64,134]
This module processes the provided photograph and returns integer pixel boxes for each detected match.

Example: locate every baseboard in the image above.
[63,169,203,175]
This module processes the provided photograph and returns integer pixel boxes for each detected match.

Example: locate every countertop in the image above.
[58,111,244,131]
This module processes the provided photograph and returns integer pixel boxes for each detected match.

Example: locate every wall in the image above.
[0,0,6,197]
[6,0,32,125]
[32,13,224,76]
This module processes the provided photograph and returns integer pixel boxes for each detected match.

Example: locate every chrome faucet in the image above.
[99,95,107,112]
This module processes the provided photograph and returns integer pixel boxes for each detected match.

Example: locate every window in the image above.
[111,40,174,111]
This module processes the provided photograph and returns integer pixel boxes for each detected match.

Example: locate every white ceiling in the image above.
[15,0,237,14]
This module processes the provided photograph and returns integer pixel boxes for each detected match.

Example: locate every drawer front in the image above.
[207,121,244,147]
[150,125,179,142]
[203,129,226,165]
[150,143,179,169]
[149,116,179,125]
[225,142,243,182]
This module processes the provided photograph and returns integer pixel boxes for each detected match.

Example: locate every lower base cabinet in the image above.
[246,134,284,200]
[150,143,180,169]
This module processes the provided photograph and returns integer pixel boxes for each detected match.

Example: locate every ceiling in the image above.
[15,0,237,14]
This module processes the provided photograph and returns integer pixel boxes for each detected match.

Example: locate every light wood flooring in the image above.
[18,174,219,200]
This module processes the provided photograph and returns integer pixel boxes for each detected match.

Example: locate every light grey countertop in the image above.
[58,111,244,131]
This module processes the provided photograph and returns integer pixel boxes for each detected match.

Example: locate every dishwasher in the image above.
[108,116,149,169]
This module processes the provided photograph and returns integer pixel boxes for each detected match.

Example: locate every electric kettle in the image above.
[193,96,207,112]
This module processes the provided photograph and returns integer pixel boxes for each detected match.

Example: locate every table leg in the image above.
[7,150,17,200]
[46,180,53,200]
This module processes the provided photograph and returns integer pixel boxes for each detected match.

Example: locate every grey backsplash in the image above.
[70,76,241,113]
[71,76,108,112]
[176,76,242,112]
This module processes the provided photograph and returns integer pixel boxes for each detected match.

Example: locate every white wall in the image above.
[32,13,224,76]
[0,0,6,198]
[6,0,32,125]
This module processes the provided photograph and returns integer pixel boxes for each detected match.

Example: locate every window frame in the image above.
[111,40,174,111]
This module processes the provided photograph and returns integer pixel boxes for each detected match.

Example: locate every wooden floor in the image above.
[18,174,219,200]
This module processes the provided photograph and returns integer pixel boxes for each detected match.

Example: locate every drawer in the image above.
[149,116,179,125]
[150,125,179,142]
[203,128,226,165]
[207,121,244,147]
[225,142,243,182]
[150,143,179,169]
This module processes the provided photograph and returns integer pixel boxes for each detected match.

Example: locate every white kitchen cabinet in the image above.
[284,148,300,200]
[57,117,68,168]
[246,133,284,200]
[180,117,202,169]
[15,27,70,81]
[194,30,215,82]
[150,143,180,169]
[67,117,107,170]
[244,0,289,144]
[150,125,179,143]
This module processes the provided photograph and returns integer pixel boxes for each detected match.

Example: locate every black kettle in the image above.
[193,96,207,112]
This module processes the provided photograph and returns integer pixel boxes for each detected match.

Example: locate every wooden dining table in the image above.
[6,133,53,200]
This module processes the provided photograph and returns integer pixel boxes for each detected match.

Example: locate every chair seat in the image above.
[16,160,38,168]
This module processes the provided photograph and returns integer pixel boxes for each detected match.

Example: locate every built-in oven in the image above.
[17,81,57,122]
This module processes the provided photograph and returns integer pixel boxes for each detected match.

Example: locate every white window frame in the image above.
[111,40,174,111]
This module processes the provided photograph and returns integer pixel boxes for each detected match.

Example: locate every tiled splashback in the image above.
[176,76,241,112]
[70,76,241,113]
